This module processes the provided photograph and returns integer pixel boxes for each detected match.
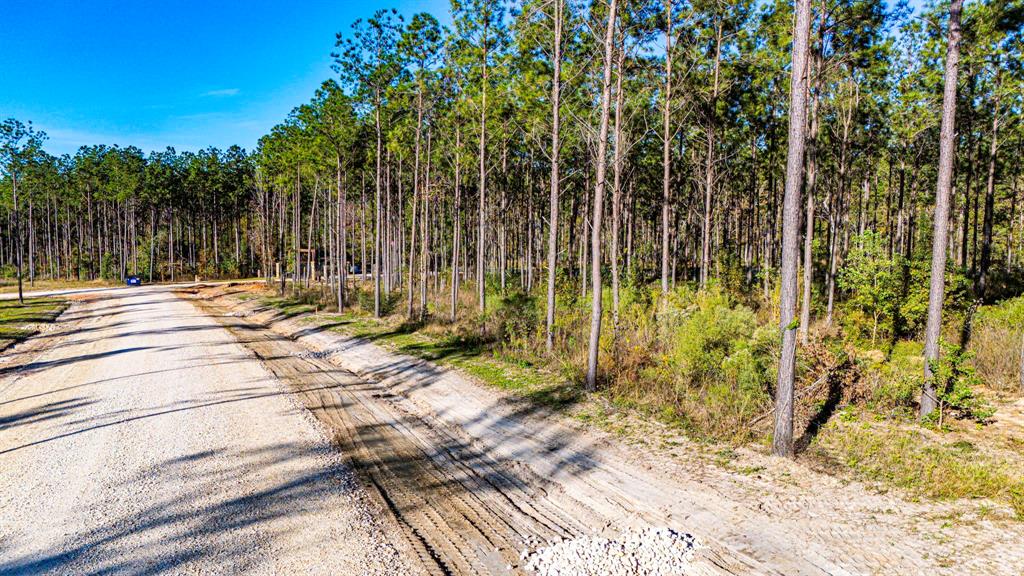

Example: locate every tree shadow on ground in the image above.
[795,373,844,453]
[0,442,380,576]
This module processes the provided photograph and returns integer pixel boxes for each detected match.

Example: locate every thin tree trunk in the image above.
[921,0,963,419]
[499,139,508,291]
[700,23,722,289]
[374,98,383,317]
[407,96,422,318]
[977,72,1000,299]
[611,29,625,327]
[361,174,367,281]
[585,0,618,391]
[28,198,34,287]
[13,172,23,304]
[420,127,432,319]
[337,155,347,309]
[169,207,175,283]
[660,0,673,297]
[545,0,563,352]
[478,16,490,314]
[452,128,463,322]
[1008,141,1019,266]
[773,0,812,458]
[799,73,821,345]
[149,206,156,281]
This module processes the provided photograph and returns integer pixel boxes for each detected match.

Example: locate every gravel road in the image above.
[0,286,413,575]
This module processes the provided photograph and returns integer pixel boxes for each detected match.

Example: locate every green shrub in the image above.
[837,232,969,345]
[663,289,758,383]
[352,283,400,315]
[628,287,774,440]
[100,252,118,280]
[491,291,539,342]
[867,340,923,414]
[928,342,993,424]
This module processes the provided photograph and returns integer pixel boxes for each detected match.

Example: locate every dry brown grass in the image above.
[972,323,1024,393]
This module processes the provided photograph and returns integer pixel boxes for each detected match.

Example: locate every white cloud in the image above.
[201,88,240,97]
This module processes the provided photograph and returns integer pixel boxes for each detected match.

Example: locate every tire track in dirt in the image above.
[195,296,588,575]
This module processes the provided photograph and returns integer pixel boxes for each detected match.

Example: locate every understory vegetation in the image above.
[254,239,1024,517]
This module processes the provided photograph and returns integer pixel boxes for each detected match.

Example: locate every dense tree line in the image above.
[2,0,1022,454]
[0,123,254,296]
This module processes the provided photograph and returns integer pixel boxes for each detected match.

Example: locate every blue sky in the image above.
[1,0,449,157]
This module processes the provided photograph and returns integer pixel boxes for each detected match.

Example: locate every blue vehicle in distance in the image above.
[126,275,142,287]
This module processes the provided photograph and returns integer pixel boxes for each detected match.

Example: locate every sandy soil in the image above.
[0,286,414,575]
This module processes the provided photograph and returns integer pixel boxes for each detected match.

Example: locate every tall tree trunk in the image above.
[611,30,625,328]
[361,174,368,281]
[452,128,463,322]
[294,164,302,293]
[13,172,23,304]
[478,16,490,314]
[959,74,976,269]
[28,198,34,287]
[149,206,156,281]
[545,0,563,352]
[499,138,508,291]
[420,127,432,319]
[773,0,812,458]
[660,0,673,297]
[585,0,618,392]
[374,98,383,317]
[921,0,963,419]
[799,62,821,345]
[306,183,317,287]
[337,155,347,309]
[408,93,423,318]
[700,22,723,289]
[169,207,176,283]
[977,73,1000,299]
[1009,140,1020,266]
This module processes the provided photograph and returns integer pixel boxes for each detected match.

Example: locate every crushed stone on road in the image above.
[525,527,702,576]
[0,288,416,576]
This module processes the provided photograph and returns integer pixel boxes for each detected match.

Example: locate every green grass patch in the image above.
[0,297,69,348]
[818,420,1024,519]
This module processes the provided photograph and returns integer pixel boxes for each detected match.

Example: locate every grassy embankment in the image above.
[0,278,120,294]
[0,297,69,350]
[249,282,1024,520]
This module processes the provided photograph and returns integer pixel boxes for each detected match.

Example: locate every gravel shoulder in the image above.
[0,286,414,575]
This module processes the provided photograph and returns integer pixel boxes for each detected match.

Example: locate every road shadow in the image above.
[195,302,615,573]
[0,442,378,575]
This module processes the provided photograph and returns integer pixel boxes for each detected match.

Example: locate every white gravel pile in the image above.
[525,527,701,576]
[290,348,335,359]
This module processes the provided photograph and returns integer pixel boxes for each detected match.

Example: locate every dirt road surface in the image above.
[3,284,1023,575]
[0,286,414,575]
